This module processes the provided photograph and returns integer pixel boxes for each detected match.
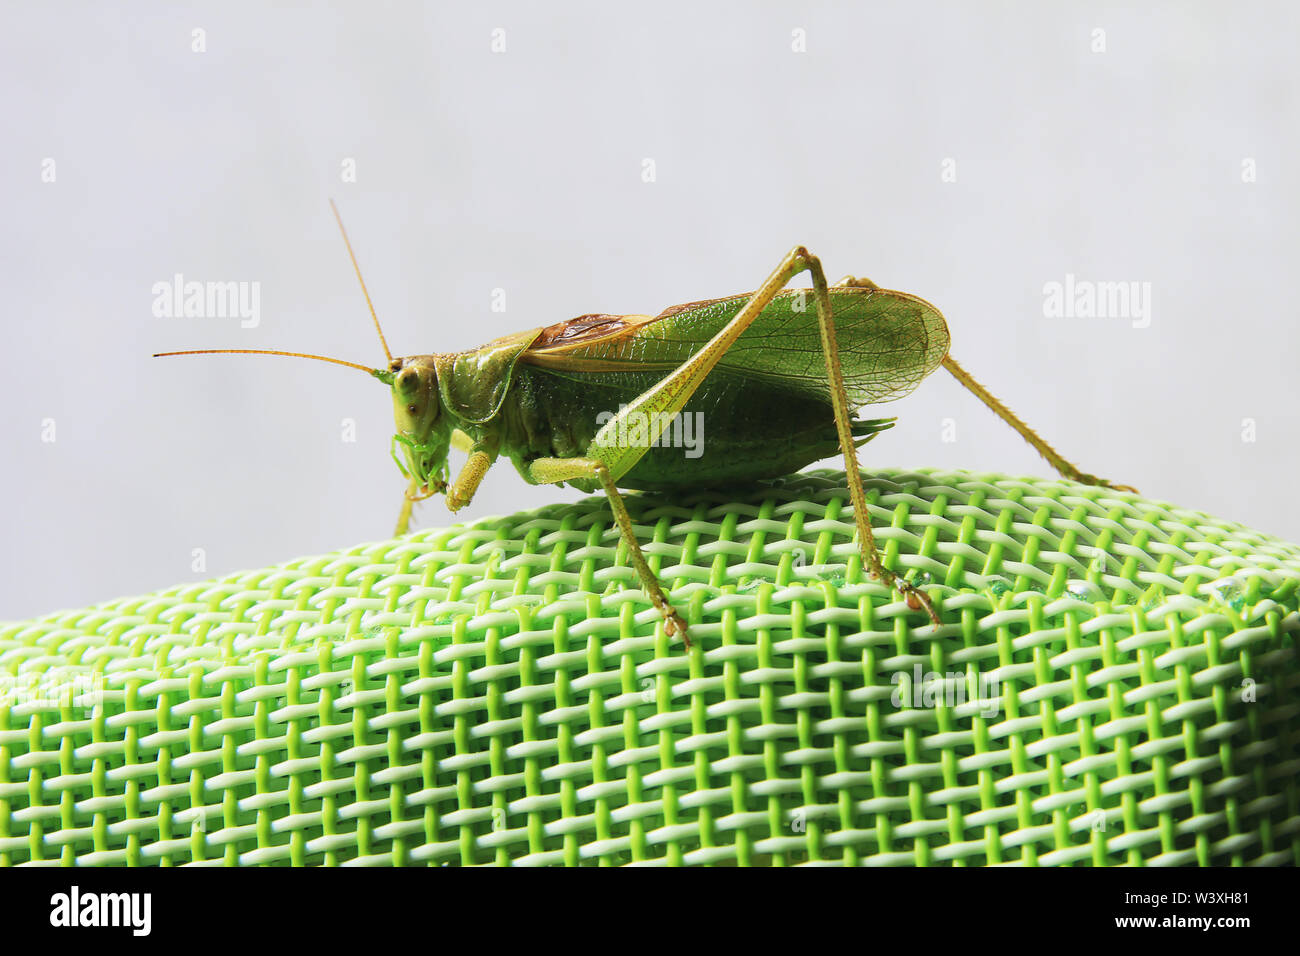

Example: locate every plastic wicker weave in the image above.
[2,468,1298,867]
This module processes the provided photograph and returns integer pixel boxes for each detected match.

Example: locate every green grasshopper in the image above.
[158,203,1134,646]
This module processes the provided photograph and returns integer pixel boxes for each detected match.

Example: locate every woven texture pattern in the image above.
[2,469,1298,867]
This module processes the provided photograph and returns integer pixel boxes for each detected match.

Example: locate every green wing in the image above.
[522,287,950,408]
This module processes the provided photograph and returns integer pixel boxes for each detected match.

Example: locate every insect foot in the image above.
[659,602,692,649]
[1101,478,1139,494]
[907,586,942,626]
[878,572,941,627]
[1076,473,1139,494]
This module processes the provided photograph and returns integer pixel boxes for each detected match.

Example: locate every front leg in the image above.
[447,442,497,513]
[394,475,421,536]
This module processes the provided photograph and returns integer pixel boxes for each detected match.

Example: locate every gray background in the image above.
[2,2,1296,620]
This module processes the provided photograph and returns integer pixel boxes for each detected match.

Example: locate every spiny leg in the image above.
[836,275,1135,493]
[528,456,689,646]
[941,355,1136,492]
[804,265,941,625]
[584,247,939,628]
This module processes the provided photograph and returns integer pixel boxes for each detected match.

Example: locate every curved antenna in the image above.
[153,348,387,380]
[330,198,393,365]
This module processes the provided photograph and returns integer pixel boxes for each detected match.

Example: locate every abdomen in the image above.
[506,365,886,490]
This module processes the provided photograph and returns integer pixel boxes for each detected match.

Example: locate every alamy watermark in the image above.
[1042,273,1151,329]
[49,886,150,936]
[0,670,105,711]
[891,664,1000,717]
[151,273,261,328]
[594,405,704,458]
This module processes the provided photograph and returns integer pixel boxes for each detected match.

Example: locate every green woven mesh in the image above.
[2,468,1298,867]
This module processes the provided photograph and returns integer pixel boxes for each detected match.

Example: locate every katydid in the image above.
[156,203,1134,646]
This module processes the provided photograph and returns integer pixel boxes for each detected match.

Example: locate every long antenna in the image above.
[153,348,384,378]
[330,198,393,365]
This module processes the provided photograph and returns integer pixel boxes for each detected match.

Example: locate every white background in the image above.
[2,2,1296,620]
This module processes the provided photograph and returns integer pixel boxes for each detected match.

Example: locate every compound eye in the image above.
[396,367,421,396]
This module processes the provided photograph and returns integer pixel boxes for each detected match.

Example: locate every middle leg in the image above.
[528,455,690,645]
[582,247,941,628]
